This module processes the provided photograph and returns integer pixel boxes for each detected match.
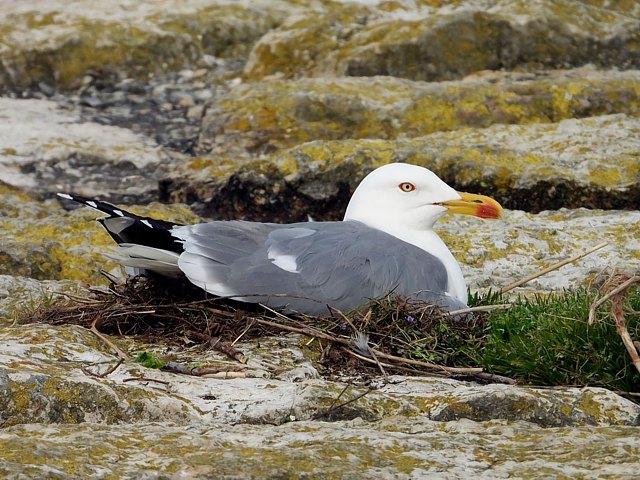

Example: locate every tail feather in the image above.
[57,193,186,277]
[103,246,182,277]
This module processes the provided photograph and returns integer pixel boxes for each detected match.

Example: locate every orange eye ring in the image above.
[399,182,416,192]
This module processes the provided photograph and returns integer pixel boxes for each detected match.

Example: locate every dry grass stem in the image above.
[449,304,512,315]
[81,359,124,378]
[589,274,640,375]
[90,318,130,361]
[500,242,609,294]
[588,275,640,325]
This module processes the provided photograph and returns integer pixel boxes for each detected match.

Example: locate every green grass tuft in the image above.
[470,288,640,392]
[135,351,166,369]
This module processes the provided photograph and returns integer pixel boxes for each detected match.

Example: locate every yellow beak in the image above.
[440,192,503,219]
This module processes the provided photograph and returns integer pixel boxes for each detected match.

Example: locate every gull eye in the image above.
[399,182,416,192]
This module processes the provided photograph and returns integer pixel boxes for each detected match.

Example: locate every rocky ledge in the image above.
[1,0,640,477]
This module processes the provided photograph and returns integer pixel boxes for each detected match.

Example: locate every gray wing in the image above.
[173,220,464,315]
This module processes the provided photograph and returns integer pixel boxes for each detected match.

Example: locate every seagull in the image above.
[58,163,502,315]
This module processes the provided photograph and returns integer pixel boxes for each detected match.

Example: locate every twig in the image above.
[253,317,481,375]
[210,337,247,364]
[81,359,124,378]
[161,362,247,378]
[500,242,609,294]
[314,383,372,420]
[123,377,171,387]
[189,332,247,363]
[343,348,422,374]
[588,276,640,325]
[330,308,388,377]
[610,284,640,375]
[90,318,131,361]
[231,318,256,346]
[589,275,640,375]
[371,350,481,374]
[367,346,388,377]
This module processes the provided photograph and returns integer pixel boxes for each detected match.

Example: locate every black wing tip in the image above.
[56,192,125,217]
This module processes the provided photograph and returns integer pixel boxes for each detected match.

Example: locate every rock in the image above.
[0,98,171,201]
[437,208,640,295]
[0,275,79,323]
[0,0,296,92]
[198,68,640,157]
[0,318,638,476]
[0,418,639,478]
[1,320,638,428]
[244,0,640,81]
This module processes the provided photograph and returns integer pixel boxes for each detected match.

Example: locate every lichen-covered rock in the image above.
[0,0,296,92]
[0,275,79,324]
[244,0,640,81]
[0,405,639,477]
[1,321,638,428]
[199,68,640,157]
[437,208,640,295]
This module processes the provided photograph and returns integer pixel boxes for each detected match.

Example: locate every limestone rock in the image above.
[0,98,170,201]
[0,0,295,92]
[245,0,640,81]
[199,68,640,157]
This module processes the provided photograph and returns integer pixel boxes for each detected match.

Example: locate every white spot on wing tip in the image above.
[113,209,124,217]
[86,201,97,208]
[141,220,152,228]
[57,193,73,200]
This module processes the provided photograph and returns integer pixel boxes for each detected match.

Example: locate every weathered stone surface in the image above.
[0,98,172,201]
[0,275,78,324]
[1,418,639,478]
[245,0,640,81]
[437,208,640,295]
[199,68,640,156]
[0,0,295,92]
[1,322,638,428]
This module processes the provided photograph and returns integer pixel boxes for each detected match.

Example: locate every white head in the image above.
[344,163,502,232]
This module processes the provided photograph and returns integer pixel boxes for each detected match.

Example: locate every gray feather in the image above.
[174,220,462,314]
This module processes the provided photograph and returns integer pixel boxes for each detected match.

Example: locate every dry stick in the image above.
[161,362,247,378]
[253,317,481,374]
[609,282,640,375]
[81,358,124,378]
[344,348,425,375]
[90,318,131,361]
[500,242,609,294]
[588,276,640,325]
[123,377,171,387]
[231,318,257,347]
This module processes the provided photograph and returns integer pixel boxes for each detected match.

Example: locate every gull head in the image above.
[344,163,502,232]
